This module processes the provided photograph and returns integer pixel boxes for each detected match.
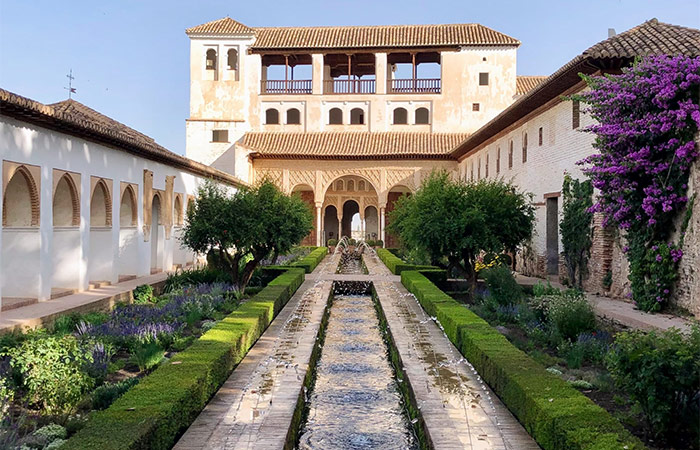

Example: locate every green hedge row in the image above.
[62,268,306,450]
[400,270,646,450]
[376,248,438,275]
[290,246,328,273]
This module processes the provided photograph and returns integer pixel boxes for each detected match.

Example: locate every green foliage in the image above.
[91,378,140,410]
[129,341,165,372]
[400,270,644,449]
[560,174,594,289]
[132,284,154,304]
[33,424,67,442]
[374,240,383,248]
[46,438,67,449]
[546,293,597,342]
[481,265,522,306]
[327,238,338,246]
[533,281,561,297]
[376,248,440,276]
[181,180,313,292]
[163,267,231,293]
[62,268,305,450]
[606,326,700,444]
[5,335,94,414]
[602,270,613,290]
[388,171,534,290]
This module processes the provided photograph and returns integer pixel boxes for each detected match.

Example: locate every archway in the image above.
[118,185,139,281]
[89,179,113,284]
[52,173,81,294]
[120,186,137,227]
[385,184,412,248]
[3,167,38,227]
[323,205,338,244]
[292,184,315,246]
[150,194,162,273]
[364,206,378,241]
[342,200,359,239]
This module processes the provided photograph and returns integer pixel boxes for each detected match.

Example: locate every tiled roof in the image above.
[0,89,245,187]
[451,19,700,160]
[241,132,469,160]
[582,18,700,59]
[185,17,255,35]
[516,76,548,95]
[187,18,520,50]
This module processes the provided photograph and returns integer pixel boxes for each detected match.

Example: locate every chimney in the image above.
[608,28,616,38]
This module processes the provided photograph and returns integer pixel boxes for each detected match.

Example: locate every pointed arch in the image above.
[120,184,137,227]
[3,165,39,227]
[53,172,80,226]
[174,194,184,226]
[90,178,112,227]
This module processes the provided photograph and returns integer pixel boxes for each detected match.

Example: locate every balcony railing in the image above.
[261,80,312,94]
[388,78,441,94]
[323,79,376,94]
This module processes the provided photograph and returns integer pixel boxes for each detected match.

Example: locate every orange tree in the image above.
[181,180,313,292]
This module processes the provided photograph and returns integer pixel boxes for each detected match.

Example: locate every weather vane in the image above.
[64,69,76,99]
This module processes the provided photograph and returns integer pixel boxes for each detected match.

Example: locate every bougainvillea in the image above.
[577,54,700,311]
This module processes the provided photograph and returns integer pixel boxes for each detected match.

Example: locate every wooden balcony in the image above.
[388,78,441,94]
[323,79,376,94]
[261,80,312,94]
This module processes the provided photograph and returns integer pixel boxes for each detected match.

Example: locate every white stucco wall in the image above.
[0,115,234,305]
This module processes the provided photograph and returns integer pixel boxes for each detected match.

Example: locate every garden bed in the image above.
[399,268,647,450]
[0,257,309,450]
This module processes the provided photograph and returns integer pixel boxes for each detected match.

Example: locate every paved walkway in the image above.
[365,254,539,450]
[516,274,695,332]
[174,254,339,450]
[0,271,169,333]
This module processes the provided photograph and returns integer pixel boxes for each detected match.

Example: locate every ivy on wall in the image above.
[560,173,594,289]
[576,55,700,312]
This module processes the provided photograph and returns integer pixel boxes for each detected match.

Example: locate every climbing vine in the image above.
[576,54,700,312]
[560,173,594,289]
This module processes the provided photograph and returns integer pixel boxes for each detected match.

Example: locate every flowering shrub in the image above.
[577,55,700,311]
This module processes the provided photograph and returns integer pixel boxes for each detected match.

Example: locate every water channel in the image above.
[298,251,418,449]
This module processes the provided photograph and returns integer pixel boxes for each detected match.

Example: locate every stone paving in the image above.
[174,255,339,450]
[176,251,539,449]
[365,254,539,450]
[516,274,695,332]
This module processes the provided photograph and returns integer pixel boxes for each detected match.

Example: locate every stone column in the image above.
[315,203,322,247]
[375,53,387,95]
[337,212,343,240]
[380,206,386,243]
[39,167,52,301]
[312,54,324,95]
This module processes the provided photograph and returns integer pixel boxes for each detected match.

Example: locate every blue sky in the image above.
[1,0,698,155]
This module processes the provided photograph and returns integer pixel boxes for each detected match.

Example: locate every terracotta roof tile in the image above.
[516,76,548,95]
[187,18,520,50]
[186,17,255,35]
[583,18,700,59]
[241,132,468,159]
[450,19,700,160]
[0,89,245,187]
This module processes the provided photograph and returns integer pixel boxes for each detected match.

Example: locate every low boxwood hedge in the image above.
[62,268,306,450]
[290,246,328,273]
[376,248,440,275]
[400,270,646,450]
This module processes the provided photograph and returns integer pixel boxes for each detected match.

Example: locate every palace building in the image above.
[1,17,698,316]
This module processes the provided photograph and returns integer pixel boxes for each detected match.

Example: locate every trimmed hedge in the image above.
[62,268,306,450]
[290,246,328,273]
[400,270,646,450]
[376,248,439,275]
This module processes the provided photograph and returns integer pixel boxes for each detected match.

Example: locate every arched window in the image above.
[227,48,238,70]
[53,174,79,226]
[265,108,279,124]
[508,141,514,169]
[522,133,528,163]
[350,108,364,125]
[174,195,184,226]
[415,107,430,124]
[358,180,366,191]
[393,107,408,124]
[90,180,111,227]
[329,108,343,125]
[286,108,301,125]
[336,180,344,191]
[205,48,217,70]
[347,180,355,191]
[2,167,39,227]
[120,185,137,227]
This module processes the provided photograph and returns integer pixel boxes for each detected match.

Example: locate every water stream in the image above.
[298,253,417,449]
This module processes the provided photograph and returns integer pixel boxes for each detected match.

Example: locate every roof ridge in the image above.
[253,22,482,31]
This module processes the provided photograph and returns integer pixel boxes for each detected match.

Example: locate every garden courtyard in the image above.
[1,11,700,450]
